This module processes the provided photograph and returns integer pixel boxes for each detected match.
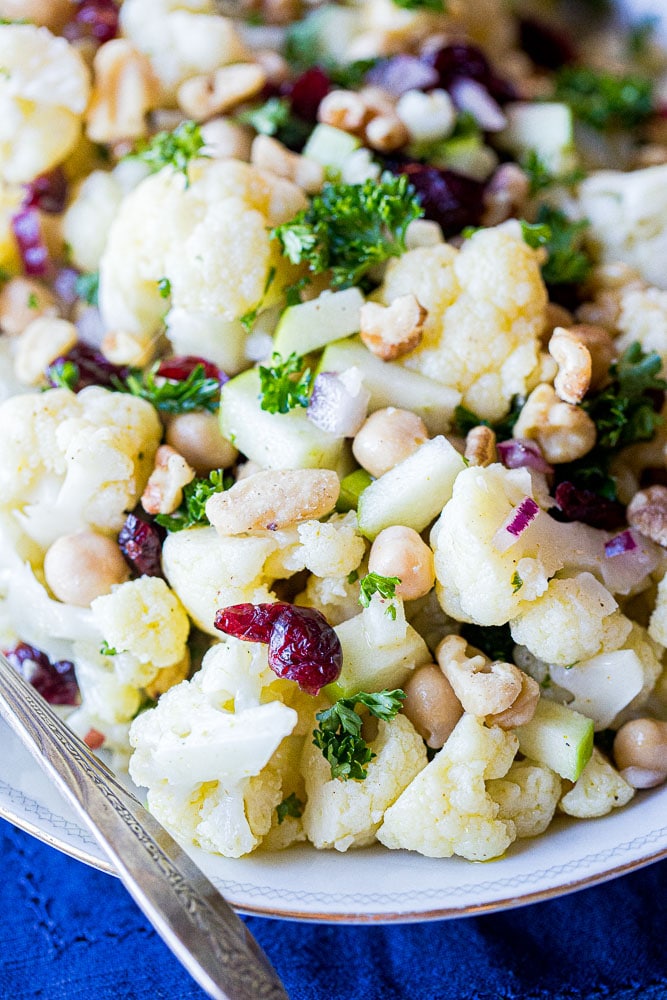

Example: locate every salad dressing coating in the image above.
[0,0,666,862]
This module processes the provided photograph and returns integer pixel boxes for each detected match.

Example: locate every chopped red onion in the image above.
[307,369,370,437]
[497,438,554,474]
[11,207,49,277]
[53,267,80,310]
[449,78,507,131]
[604,530,638,558]
[64,0,119,45]
[365,56,439,96]
[493,496,540,552]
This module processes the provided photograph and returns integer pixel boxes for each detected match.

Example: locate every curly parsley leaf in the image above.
[119,362,220,414]
[276,793,304,824]
[583,342,666,451]
[533,205,593,286]
[521,150,586,197]
[553,66,654,131]
[511,571,523,594]
[47,359,79,391]
[75,271,99,306]
[258,352,312,413]
[131,120,207,184]
[155,469,231,532]
[239,266,276,333]
[392,0,447,9]
[313,689,405,781]
[453,396,524,441]
[99,640,117,657]
[271,173,423,289]
[157,277,171,299]
[237,97,292,135]
[358,572,401,619]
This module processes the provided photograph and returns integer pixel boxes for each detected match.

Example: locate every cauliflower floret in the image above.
[487,759,562,838]
[0,25,91,183]
[377,714,519,860]
[558,748,634,818]
[295,512,367,580]
[431,464,563,626]
[301,713,427,852]
[91,576,190,670]
[259,735,308,852]
[548,622,663,730]
[119,0,248,104]
[70,641,143,724]
[128,637,298,857]
[578,165,667,289]
[0,386,161,550]
[615,285,667,373]
[375,222,546,421]
[648,569,667,647]
[98,159,306,366]
[297,572,364,626]
[510,573,631,667]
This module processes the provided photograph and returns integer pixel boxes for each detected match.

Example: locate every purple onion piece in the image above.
[497,438,554,474]
[493,496,540,552]
[604,529,638,558]
[4,642,79,706]
[307,371,369,437]
[448,78,507,132]
[118,512,165,578]
[385,161,484,236]
[553,481,626,531]
[53,267,80,310]
[11,207,49,277]
[365,55,439,96]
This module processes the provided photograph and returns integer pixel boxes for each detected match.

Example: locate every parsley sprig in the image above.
[155,469,231,532]
[313,690,405,781]
[358,572,401,620]
[553,66,654,131]
[236,97,292,136]
[521,150,586,197]
[521,206,593,286]
[131,120,207,184]
[258,352,312,414]
[48,359,79,391]
[271,173,423,290]
[392,0,447,9]
[276,793,304,824]
[119,362,220,414]
[75,271,99,306]
[454,396,524,441]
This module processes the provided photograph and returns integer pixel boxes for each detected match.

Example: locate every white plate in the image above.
[2,712,666,922]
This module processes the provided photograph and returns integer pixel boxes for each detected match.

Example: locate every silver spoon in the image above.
[0,650,289,1000]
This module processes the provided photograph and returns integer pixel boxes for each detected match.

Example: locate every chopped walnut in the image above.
[627,486,667,547]
[567,323,617,390]
[86,39,160,143]
[464,425,497,467]
[251,134,324,194]
[205,468,339,535]
[177,63,267,122]
[548,326,592,404]
[435,635,524,718]
[359,294,426,361]
[512,383,597,464]
[486,672,540,730]
[141,445,196,516]
[481,163,530,228]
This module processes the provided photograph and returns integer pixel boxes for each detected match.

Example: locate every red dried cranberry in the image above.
[22,168,68,215]
[285,67,331,122]
[47,343,129,391]
[365,55,439,97]
[157,355,227,384]
[552,481,625,531]
[215,602,291,643]
[4,643,79,706]
[267,605,342,695]
[386,161,484,236]
[11,207,49,277]
[118,513,165,577]
[428,43,516,104]
[64,0,119,45]
[519,17,576,71]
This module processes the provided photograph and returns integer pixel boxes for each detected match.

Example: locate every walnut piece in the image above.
[627,485,667,547]
[359,294,426,361]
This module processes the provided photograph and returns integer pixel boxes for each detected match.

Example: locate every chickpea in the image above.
[165,411,238,476]
[352,407,428,478]
[368,525,435,601]
[0,0,72,31]
[44,531,130,607]
[0,277,58,337]
[613,718,667,788]
[402,664,463,748]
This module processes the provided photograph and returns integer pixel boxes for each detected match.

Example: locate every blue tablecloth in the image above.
[1,817,666,1000]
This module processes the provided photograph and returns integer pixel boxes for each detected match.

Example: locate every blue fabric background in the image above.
[1,818,666,1000]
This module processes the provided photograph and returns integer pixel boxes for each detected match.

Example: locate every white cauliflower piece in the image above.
[295,512,367,580]
[510,573,631,667]
[297,572,364,626]
[558,748,634,818]
[91,576,189,670]
[549,622,663,730]
[119,0,248,104]
[259,736,308,852]
[377,714,519,860]
[431,464,563,626]
[376,223,546,421]
[129,637,298,857]
[98,159,306,367]
[70,641,143,725]
[0,25,91,183]
[578,165,667,289]
[615,285,667,373]
[3,560,100,649]
[301,713,427,852]
[649,570,667,647]
[487,759,562,838]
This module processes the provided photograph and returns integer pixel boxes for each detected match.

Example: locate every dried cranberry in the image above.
[268,605,342,695]
[386,161,484,236]
[215,602,291,643]
[4,643,79,706]
[47,343,129,391]
[118,513,165,577]
[428,43,516,104]
[519,17,576,71]
[157,355,227,384]
[64,0,119,45]
[22,168,68,215]
[552,481,625,531]
[365,55,439,97]
[285,67,331,122]
[11,207,49,277]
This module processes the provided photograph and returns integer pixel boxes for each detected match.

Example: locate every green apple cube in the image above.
[303,123,361,173]
[273,287,365,359]
[497,102,577,174]
[357,435,465,540]
[336,468,373,512]
[514,698,594,782]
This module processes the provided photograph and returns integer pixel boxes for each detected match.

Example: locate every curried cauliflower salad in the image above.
[0,0,667,868]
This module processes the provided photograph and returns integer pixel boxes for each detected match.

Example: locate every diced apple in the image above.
[514,698,594,782]
[497,102,578,175]
[273,288,364,359]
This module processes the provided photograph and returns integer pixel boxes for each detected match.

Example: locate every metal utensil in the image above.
[0,651,289,1000]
